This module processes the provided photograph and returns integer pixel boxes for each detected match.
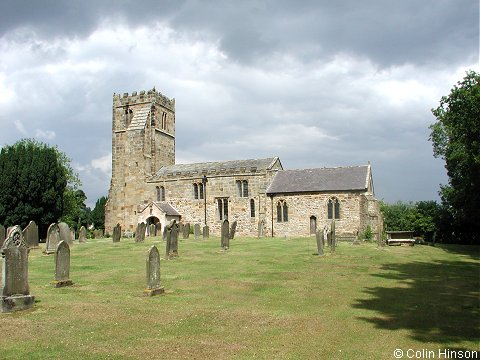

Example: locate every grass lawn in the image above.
[1,236,478,359]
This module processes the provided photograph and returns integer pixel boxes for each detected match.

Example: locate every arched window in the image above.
[199,183,204,199]
[236,180,242,196]
[277,200,288,223]
[218,198,229,220]
[242,180,248,197]
[327,198,340,219]
[156,186,161,201]
[159,186,165,201]
[193,183,198,199]
[250,199,255,218]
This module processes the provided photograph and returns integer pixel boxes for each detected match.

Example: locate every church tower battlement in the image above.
[105,88,176,232]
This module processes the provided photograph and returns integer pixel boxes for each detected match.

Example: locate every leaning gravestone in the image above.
[52,241,73,288]
[194,224,201,239]
[44,223,61,255]
[58,222,72,246]
[78,226,87,243]
[135,222,146,243]
[202,225,209,239]
[316,229,324,256]
[143,245,164,296]
[229,220,237,240]
[257,220,265,238]
[23,220,39,248]
[0,225,5,248]
[112,224,121,243]
[183,223,190,239]
[1,225,35,312]
[221,219,230,250]
[331,220,336,254]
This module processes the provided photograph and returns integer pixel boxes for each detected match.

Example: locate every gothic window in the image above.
[199,183,204,199]
[161,112,167,130]
[277,200,288,222]
[236,180,249,197]
[193,183,198,199]
[250,199,255,218]
[218,198,229,220]
[327,198,340,219]
[156,186,160,201]
[159,186,165,201]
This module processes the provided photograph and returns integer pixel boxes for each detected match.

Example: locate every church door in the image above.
[310,216,317,235]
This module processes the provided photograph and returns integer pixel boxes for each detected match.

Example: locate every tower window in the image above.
[156,186,165,201]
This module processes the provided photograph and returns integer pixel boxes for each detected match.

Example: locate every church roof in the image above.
[266,165,370,194]
[128,105,151,130]
[149,157,281,180]
[156,202,181,216]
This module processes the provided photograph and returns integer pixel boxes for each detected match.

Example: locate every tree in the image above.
[91,196,107,230]
[430,70,480,244]
[0,139,82,237]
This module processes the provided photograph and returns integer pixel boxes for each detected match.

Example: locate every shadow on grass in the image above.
[352,259,479,345]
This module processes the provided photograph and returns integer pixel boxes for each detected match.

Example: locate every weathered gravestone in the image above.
[1,225,35,312]
[221,219,230,250]
[58,222,73,246]
[112,223,121,243]
[51,241,73,288]
[229,220,237,240]
[135,222,146,243]
[148,224,156,237]
[44,223,61,255]
[165,220,179,259]
[23,220,39,248]
[143,245,165,296]
[155,223,162,236]
[323,225,329,246]
[202,225,209,239]
[316,229,324,256]
[257,220,265,238]
[78,226,87,243]
[194,224,201,239]
[178,223,184,239]
[0,225,5,248]
[331,220,336,254]
[183,223,190,239]
[70,228,75,242]
[162,226,168,241]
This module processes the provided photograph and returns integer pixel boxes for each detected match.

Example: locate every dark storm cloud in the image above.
[1,0,477,67]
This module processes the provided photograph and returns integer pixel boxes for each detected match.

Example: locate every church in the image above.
[105,88,383,239]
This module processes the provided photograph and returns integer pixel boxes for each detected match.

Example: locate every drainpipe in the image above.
[269,194,274,237]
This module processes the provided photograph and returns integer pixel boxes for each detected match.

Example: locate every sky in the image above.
[0,0,478,208]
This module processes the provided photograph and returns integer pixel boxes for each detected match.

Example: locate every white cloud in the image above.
[34,129,56,140]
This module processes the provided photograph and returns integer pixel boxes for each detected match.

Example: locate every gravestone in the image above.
[221,219,230,250]
[0,225,5,248]
[162,226,168,241]
[52,241,73,287]
[257,220,265,238]
[70,228,75,242]
[178,223,184,238]
[183,223,190,239]
[229,221,237,240]
[78,226,87,243]
[148,224,156,237]
[112,223,121,243]
[170,222,179,258]
[135,222,146,243]
[194,224,201,239]
[316,229,324,256]
[155,223,162,236]
[331,220,336,253]
[44,223,61,255]
[58,222,72,245]
[143,245,164,296]
[202,225,209,239]
[22,220,39,248]
[93,229,104,239]
[1,225,35,312]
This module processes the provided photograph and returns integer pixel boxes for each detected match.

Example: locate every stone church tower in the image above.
[105,88,175,231]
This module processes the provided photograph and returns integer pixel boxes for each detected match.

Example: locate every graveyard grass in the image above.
[1,236,479,359]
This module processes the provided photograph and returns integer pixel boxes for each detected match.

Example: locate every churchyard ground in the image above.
[1,236,478,359]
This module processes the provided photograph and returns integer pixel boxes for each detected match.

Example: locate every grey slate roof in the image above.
[149,157,281,181]
[266,165,370,194]
[128,105,151,130]
[156,202,180,216]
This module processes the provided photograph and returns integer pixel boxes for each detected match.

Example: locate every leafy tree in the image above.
[91,196,107,230]
[430,70,480,244]
[61,189,91,231]
[0,139,68,235]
